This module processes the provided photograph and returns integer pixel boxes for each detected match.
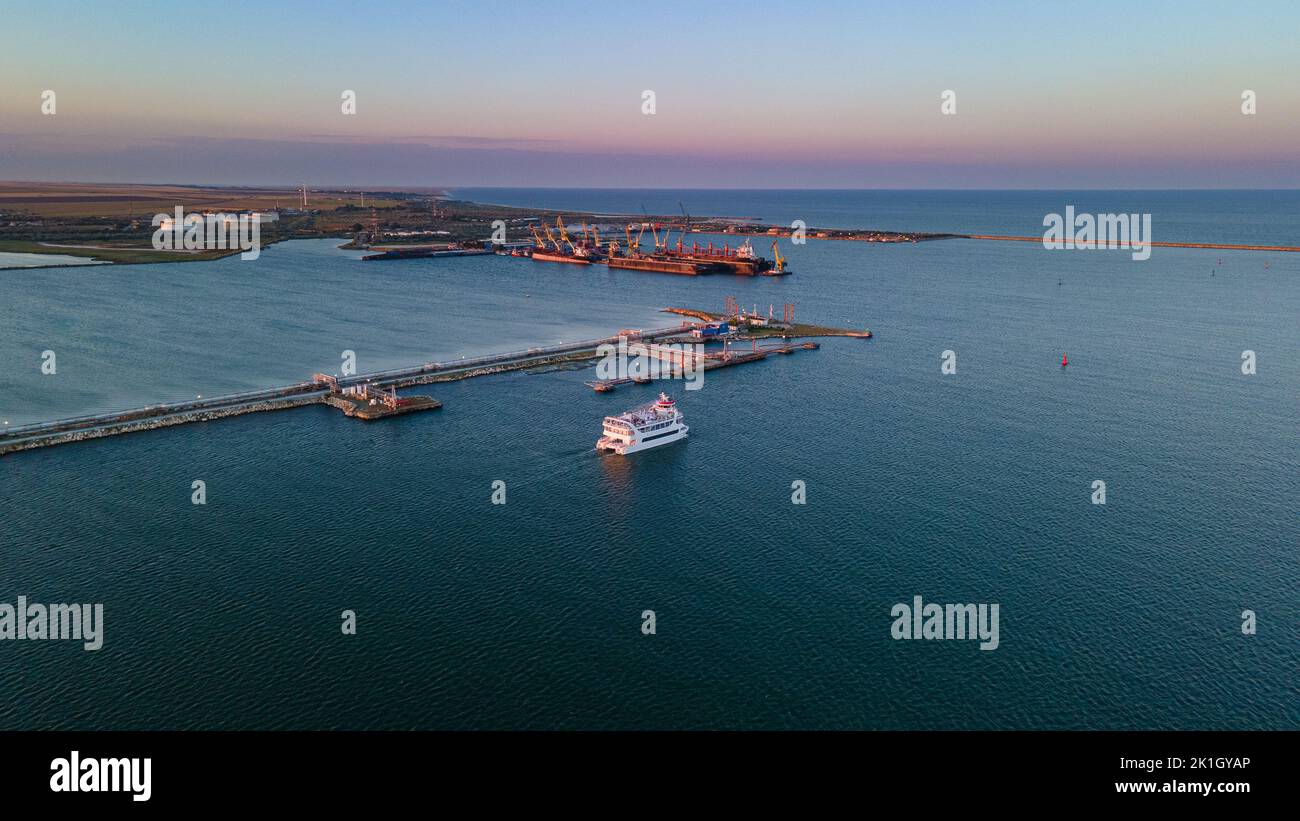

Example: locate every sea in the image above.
[1,190,1295,729]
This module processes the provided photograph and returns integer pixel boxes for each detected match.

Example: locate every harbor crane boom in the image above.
[556,216,575,252]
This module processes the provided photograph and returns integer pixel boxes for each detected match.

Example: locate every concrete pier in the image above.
[1,323,694,455]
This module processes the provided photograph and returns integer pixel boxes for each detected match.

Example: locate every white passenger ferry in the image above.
[595,393,688,455]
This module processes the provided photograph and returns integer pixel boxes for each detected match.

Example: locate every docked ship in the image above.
[527,218,602,264]
[530,247,596,265]
[595,393,688,455]
[663,237,773,275]
[609,223,725,275]
[607,254,720,275]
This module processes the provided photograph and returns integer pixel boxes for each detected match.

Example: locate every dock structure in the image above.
[584,338,820,392]
[362,246,493,261]
[629,341,709,367]
[321,380,442,420]
[0,324,696,455]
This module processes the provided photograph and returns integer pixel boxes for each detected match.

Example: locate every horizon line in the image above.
[4,179,1300,193]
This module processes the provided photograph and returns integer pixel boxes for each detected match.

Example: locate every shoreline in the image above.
[7,225,1296,272]
[0,237,302,270]
[4,188,1299,270]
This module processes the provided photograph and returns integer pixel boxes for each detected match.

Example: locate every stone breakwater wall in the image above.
[1,334,662,456]
[0,396,323,455]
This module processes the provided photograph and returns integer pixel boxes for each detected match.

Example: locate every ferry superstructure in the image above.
[595,393,688,455]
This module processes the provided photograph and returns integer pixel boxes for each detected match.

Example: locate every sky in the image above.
[0,0,1297,188]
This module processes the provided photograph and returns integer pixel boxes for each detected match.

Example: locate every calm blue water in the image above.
[1,192,1296,730]
[455,188,1300,247]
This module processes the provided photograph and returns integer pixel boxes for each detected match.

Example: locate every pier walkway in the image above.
[1,324,694,454]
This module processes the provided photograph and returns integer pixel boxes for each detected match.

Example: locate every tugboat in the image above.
[595,393,688,455]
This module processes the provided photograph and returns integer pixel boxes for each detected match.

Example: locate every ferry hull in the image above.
[596,425,688,455]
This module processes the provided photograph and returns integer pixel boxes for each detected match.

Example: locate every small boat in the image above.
[1061,353,1068,367]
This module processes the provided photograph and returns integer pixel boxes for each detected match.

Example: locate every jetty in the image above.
[0,324,695,455]
[660,306,872,339]
[362,246,493,261]
[2,305,868,455]
[584,338,821,393]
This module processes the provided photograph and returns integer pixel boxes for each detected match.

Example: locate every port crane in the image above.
[679,202,693,253]
[771,241,785,274]
[626,223,649,257]
[542,222,561,251]
[556,216,576,253]
[651,223,676,254]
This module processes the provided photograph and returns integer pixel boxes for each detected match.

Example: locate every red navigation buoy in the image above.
[1061,353,1069,367]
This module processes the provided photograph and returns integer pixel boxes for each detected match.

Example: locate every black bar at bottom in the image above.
[2,730,1287,807]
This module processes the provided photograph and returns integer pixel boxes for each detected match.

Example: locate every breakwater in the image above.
[0,395,324,455]
[1,324,694,455]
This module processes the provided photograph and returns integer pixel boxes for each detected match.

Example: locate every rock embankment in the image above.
[0,396,322,455]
